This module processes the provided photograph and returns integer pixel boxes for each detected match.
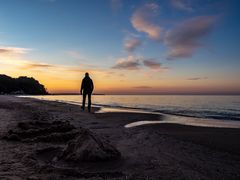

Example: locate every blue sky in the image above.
[0,0,240,94]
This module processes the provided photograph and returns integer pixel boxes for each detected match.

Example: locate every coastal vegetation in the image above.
[0,74,48,95]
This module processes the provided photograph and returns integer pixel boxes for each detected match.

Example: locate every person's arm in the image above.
[91,80,94,93]
[80,80,84,95]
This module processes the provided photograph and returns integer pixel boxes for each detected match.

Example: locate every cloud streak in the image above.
[112,56,168,71]
[124,38,141,52]
[24,63,56,69]
[112,55,141,70]
[0,46,31,55]
[187,77,208,80]
[143,59,162,70]
[165,15,217,59]
[133,86,152,89]
[131,3,162,40]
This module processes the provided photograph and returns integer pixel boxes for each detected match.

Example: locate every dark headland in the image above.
[0,74,48,95]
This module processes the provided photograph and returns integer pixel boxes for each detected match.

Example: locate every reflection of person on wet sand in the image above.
[80,72,94,112]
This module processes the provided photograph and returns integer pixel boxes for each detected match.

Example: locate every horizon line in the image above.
[43,93,240,96]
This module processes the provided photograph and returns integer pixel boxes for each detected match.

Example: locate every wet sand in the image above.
[0,95,240,179]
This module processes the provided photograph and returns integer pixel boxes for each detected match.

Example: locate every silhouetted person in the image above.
[80,72,94,112]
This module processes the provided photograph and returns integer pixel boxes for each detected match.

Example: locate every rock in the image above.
[61,129,121,162]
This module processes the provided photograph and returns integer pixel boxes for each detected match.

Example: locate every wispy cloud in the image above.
[171,0,194,12]
[112,56,168,71]
[133,86,152,89]
[124,38,141,52]
[0,46,31,55]
[165,15,217,59]
[187,77,208,80]
[112,55,141,70]
[23,63,55,69]
[143,59,162,70]
[0,47,88,73]
[0,46,33,67]
[131,3,162,41]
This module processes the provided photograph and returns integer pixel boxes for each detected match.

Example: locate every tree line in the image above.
[0,74,48,95]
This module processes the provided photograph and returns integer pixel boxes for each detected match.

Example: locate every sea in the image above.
[21,95,240,128]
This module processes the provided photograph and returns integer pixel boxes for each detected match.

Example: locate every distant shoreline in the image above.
[18,93,240,96]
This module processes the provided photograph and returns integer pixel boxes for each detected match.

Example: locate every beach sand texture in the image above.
[0,95,240,179]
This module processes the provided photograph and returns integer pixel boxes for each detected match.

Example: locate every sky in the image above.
[0,0,240,94]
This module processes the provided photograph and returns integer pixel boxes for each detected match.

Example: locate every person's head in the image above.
[85,72,89,77]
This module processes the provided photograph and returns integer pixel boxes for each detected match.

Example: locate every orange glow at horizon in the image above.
[1,56,240,95]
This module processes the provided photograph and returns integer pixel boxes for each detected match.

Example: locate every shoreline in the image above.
[1,95,240,179]
[20,95,240,129]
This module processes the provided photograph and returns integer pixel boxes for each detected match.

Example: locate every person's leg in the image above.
[82,93,86,110]
[88,93,91,112]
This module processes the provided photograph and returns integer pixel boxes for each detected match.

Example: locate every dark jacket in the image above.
[81,77,94,94]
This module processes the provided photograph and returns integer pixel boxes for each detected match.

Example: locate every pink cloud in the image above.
[143,59,162,70]
[124,38,141,52]
[165,15,217,59]
[131,3,162,40]
[112,55,141,70]
[112,56,169,71]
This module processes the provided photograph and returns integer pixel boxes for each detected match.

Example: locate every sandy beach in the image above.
[0,95,240,180]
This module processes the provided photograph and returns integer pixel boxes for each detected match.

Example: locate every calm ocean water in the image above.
[22,95,240,121]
